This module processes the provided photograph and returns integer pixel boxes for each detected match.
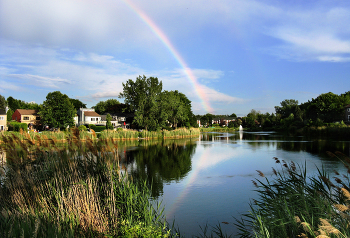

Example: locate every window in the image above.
[348,108,350,112]
[0,116,4,120]
[23,116,29,120]
[91,118,95,121]
[36,117,40,120]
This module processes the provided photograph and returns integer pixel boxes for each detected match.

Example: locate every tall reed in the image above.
[0,129,174,237]
[235,155,350,238]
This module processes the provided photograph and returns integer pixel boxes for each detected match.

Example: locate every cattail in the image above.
[326,151,336,157]
[256,170,265,177]
[283,163,289,169]
[333,204,349,212]
[252,180,258,187]
[290,161,296,171]
[333,177,342,184]
[333,170,339,175]
[341,188,350,200]
[275,159,280,163]
[272,167,277,176]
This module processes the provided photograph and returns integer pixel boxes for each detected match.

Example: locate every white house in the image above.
[77,108,102,126]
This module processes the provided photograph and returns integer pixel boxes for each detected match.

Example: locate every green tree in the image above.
[161,90,189,129]
[69,98,86,111]
[119,75,163,131]
[39,91,76,129]
[106,113,113,130]
[7,108,14,121]
[7,96,40,111]
[229,113,237,118]
[275,99,299,119]
[0,94,7,110]
[93,99,120,114]
[301,92,344,123]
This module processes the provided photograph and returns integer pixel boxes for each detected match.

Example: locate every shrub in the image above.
[78,125,87,131]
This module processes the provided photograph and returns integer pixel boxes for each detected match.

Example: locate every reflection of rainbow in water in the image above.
[166,148,210,217]
[121,0,213,113]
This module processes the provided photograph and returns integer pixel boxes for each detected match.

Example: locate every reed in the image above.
[0,129,174,237]
[235,154,350,238]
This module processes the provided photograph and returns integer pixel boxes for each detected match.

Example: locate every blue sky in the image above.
[1,0,349,116]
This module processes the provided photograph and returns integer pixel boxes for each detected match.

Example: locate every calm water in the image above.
[120,131,350,237]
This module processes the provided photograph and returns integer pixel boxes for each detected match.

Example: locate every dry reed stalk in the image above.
[256,170,265,177]
[318,218,342,237]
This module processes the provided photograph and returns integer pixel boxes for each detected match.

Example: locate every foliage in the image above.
[6,108,13,122]
[0,94,7,110]
[7,96,40,111]
[93,99,121,115]
[106,113,113,130]
[78,124,87,131]
[229,113,237,118]
[39,91,76,130]
[69,98,86,110]
[8,121,27,131]
[89,124,106,132]
[200,113,214,127]
[0,133,172,237]
[235,156,350,238]
[275,99,299,119]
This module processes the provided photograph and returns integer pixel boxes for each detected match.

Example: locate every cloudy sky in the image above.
[1,0,349,116]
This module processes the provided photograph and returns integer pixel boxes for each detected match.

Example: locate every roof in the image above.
[345,104,350,108]
[0,109,6,115]
[16,109,39,115]
[84,111,101,117]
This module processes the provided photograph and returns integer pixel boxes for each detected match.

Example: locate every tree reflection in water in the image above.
[124,140,197,198]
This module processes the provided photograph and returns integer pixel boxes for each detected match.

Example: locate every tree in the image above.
[119,75,163,131]
[106,113,113,130]
[160,91,188,129]
[229,113,237,118]
[0,94,6,110]
[275,99,299,119]
[39,91,76,129]
[93,99,120,114]
[69,98,86,111]
[7,108,14,121]
[7,96,40,111]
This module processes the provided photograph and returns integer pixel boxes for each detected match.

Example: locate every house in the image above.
[0,109,7,131]
[77,108,102,126]
[12,109,40,129]
[345,104,350,122]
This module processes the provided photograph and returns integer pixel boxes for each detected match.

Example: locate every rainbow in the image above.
[121,0,213,113]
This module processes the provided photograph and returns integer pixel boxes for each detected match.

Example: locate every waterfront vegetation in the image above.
[235,155,350,238]
[1,129,350,237]
[0,127,200,143]
[0,129,174,238]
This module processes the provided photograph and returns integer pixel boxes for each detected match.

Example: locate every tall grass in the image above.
[235,154,350,238]
[0,128,174,237]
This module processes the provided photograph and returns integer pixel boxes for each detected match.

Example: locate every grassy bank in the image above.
[0,129,174,237]
[199,127,237,132]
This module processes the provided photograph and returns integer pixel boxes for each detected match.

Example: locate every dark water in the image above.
[120,131,350,237]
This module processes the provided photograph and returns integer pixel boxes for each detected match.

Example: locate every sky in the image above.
[1,0,350,116]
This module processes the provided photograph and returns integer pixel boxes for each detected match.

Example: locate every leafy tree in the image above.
[39,91,76,129]
[7,108,14,121]
[275,99,299,119]
[7,96,40,111]
[229,113,237,118]
[200,113,214,127]
[301,92,344,123]
[69,98,86,110]
[93,99,120,114]
[119,75,163,131]
[161,90,189,129]
[0,94,7,110]
[106,113,113,130]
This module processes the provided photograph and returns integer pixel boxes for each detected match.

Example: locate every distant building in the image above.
[12,109,40,129]
[345,104,350,122]
[0,109,7,131]
[77,108,102,126]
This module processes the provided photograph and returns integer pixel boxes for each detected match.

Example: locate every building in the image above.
[0,109,7,131]
[77,108,102,126]
[12,109,40,129]
[345,104,350,122]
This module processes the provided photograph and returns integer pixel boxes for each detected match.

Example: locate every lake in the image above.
[119,131,350,237]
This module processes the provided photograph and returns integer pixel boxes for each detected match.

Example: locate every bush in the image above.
[9,121,27,132]
[78,125,87,131]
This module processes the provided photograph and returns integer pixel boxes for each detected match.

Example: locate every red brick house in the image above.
[12,109,40,129]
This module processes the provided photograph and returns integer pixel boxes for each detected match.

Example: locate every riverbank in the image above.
[0,127,200,144]
[0,132,175,238]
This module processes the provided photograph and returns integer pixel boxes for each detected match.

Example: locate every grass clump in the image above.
[0,128,174,237]
[235,155,350,238]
